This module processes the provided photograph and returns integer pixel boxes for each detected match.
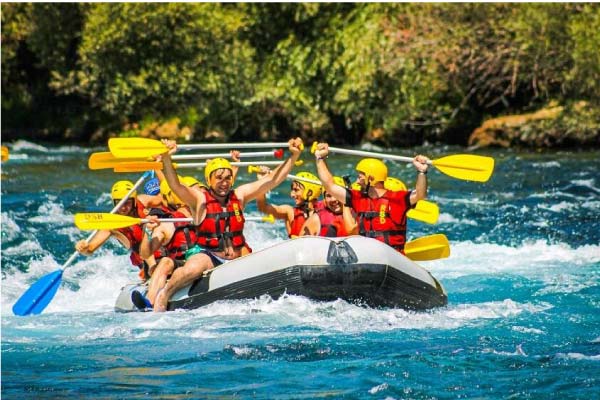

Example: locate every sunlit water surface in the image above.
[2,140,599,399]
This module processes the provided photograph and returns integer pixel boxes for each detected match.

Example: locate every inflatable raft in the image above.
[115,236,447,312]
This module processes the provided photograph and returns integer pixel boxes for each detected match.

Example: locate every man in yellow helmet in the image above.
[133,177,201,309]
[255,170,322,238]
[151,138,304,311]
[299,176,357,237]
[313,143,430,254]
[75,180,163,280]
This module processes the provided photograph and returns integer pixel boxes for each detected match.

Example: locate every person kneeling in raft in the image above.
[153,138,304,312]
[313,142,429,254]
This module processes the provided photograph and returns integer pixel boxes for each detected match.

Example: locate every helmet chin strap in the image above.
[363,180,371,196]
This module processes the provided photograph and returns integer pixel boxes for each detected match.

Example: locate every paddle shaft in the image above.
[179,142,287,150]
[63,173,148,269]
[142,216,267,223]
[173,150,283,160]
[326,146,418,164]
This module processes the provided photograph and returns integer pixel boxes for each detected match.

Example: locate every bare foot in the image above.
[153,288,168,312]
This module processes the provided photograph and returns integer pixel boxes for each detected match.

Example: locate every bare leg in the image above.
[154,253,215,312]
[146,257,175,305]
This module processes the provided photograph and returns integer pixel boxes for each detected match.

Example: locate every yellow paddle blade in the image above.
[114,161,166,173]
[74,213,142,230]
[109,137,168,159]
[262,214,275,224]
[407,200,439,224]
[432,154,495,183]
[404,233,450,261]
[88,152,149,170]
[1,145,9,162]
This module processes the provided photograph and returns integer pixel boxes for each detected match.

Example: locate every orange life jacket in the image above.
[195,190,247,251]
[317,207,348,237]
[349,189,411,252]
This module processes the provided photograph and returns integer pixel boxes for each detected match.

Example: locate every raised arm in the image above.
[161,140,204,217]
[236,138,304,206]
[342,207,358,235]
[313,143,347,204]
[409,154,429,205]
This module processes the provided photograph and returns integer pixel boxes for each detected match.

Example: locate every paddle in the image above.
[113,160,303,173]
[12,171,152,316]
[407,201,439,225]
[74,212,276,230]
[310,142,494,183]
[404,233,450,261]
[89,149,285,170]
[249,167,439,224]
[1,145,9,162]
[109,137,293,159]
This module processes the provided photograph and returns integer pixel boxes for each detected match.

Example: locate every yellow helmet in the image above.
[356,158,387,183]
[111,180,136,201]
[384,177,407,191]
[160,177,184,207]
[181,175,205,189]
[332,176,346,188]
[294,171,322,201]
[204,158,233,186]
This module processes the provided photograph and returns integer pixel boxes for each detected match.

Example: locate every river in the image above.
[2,140,599,399]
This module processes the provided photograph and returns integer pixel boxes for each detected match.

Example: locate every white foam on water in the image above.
[425,240,600,280]
[10,140,49,152]
[555,353,600,361]
[437,213,478,225]
[537,201,574,212]
[1,212,22,241]
[1,239,43,256]
[571,178,599,192]
[1,253,60,310]
[512,326,546,335]
[532,161,561,168]
[28,201,73,225]
[95,193,113,207]
[44,251,138,314]
[39,295,555,344]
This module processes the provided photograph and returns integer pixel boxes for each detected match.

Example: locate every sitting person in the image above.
[132,178,199,309]
[256,170,322,238]
[313,142,430,254]
[75,180,162,280]
[300,176,357,237]
[152,137,304,312]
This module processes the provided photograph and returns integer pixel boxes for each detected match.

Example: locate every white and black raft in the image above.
[115,236,447,312]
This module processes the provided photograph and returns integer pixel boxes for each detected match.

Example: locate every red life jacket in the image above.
[135,200,147,218]
[115,224,144,267]
[195,190,247,251]
[317,207,348,237]
[164,210,197,260]
[117,202,167,268]
[349,189,411,252]
[289,206,308,238]
[289,200,320,238]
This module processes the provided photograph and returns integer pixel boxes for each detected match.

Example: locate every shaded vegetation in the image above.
[2,3,599,147]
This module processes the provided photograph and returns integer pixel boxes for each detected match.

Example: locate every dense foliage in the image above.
[2,3,599,146]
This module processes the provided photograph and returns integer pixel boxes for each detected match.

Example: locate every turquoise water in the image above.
[2,140,599,399]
